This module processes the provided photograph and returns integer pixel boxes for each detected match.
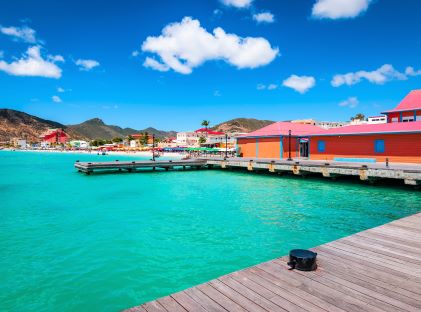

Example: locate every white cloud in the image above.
[221,0,253,8]
[253,12,275,24]
[405,66,421,77]
[141,17,278,74]
[131,50,139,57]
[312,0,372,19]
[0,25,37,43]
[282,75,316,93]
[257,83,278,90]
[57,87,65,93]
[52,95,62,103]
[143,57,170,72]
[75,59,100,71]
[48,54,65,62]
[339,97,359,108]
[331,64,409,87]
[0,46,62,78]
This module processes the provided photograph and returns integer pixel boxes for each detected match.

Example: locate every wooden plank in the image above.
[315,245,421,295]
[157,296,187,312]
[218,275,289,312]
[196,283,247,312]
[248,266,346,312]
[171,292,208,312]
[272,259,397,312]
[257,261,373,312]
[330,240,421,269]
[341,236,421,265]
[322,244,421,280]
[207,279,267,312]
[142,301,167,312]
[183,288,227,312]
[228,271,312,312]
[357,231,421,251]
[314,248,421,300]
[315,253,421,310]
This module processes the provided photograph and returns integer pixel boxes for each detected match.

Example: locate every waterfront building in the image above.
[309,122,421,163]
[237,122,323,158]
[291,119,349,129]
[381,89,421,122]
[367,116,387,124]
[237,90,421,163]
[69,140,89,149]
[40,128,69,144]
[176,128,226,147]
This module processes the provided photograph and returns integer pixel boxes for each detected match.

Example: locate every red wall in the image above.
[386,111,419,123]
[310,133,421,163]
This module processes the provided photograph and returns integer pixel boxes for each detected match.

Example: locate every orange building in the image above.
[237,122,323,159]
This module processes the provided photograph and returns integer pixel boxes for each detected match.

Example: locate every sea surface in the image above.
[0,151,420,312]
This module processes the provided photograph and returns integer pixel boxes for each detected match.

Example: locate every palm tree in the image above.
[201,120,210,129]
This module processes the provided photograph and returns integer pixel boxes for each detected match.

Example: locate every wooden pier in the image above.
[75,157,421,186]
[74,159,207,174]
[206,157,421,186]
[126,212,421,312]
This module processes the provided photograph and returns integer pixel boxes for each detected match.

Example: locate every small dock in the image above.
[206,157,421,186]
[74,157,421,185]
[74,159,207,174]
[126,212,421,312]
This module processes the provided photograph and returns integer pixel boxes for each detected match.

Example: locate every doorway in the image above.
[299,139,309,158]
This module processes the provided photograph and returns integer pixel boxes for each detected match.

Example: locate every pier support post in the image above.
[268,161,275,173]
[247,160,253,171]
[404,179,420,186]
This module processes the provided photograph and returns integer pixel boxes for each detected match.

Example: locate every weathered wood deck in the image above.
[126,212,421,312]
[75,157,421,185]
[74,159,207,174]
[206,157,421,186]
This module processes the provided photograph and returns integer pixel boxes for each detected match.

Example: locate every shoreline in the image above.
[0,149,184,158]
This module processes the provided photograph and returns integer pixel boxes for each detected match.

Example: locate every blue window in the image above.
[317,140,326,152]
[374,139,385,153]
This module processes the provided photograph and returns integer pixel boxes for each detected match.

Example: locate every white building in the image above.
[367,116,387,124]
[176,131,201,146]
[69,140,89,148]
[291,119,349,129]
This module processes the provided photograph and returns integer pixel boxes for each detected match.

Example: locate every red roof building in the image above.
[41,128,69,144]
[381,89,421,123]
[195,128,225,136]
[236,91,421,163]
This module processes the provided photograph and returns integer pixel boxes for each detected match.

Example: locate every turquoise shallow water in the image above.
[0,151,420,312]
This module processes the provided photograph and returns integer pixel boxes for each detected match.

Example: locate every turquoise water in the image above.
[0,151,420,312]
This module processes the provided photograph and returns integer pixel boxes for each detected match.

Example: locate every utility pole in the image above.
[225,133,228,158]
[287,130,292,161]
[152,134,155,161]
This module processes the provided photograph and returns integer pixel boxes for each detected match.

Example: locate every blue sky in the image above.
[0,0,420,131]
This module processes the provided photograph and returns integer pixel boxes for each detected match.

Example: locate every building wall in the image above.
[237,138,257,158]
[237,137,300,159]
[310,133,421,163]
[387,110,420,123]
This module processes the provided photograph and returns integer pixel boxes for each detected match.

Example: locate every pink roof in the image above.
[239,122,325,137]
[382,90,421,113]
[195,128,225,135]
[313,121,421,136]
